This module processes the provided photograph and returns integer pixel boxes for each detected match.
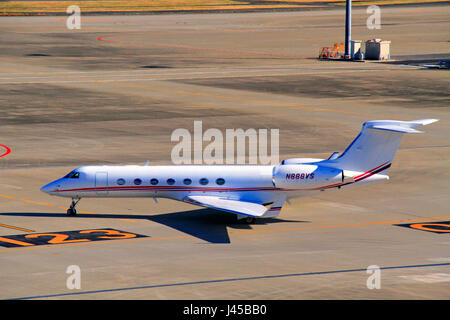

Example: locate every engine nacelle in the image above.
[273,164,342,189]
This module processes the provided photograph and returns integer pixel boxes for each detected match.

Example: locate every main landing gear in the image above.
[67,198,80,216]
[236,214,257,224]
[236,216,257,224]
[244,217,257,224]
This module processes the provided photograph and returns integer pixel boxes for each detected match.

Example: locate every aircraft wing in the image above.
[184,195,268,217]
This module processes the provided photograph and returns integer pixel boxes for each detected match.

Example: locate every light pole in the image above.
[344,0,352,60]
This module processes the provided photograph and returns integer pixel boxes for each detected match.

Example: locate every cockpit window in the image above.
[64,171,79,179]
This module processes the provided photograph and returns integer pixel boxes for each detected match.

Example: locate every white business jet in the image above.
[41,119,438,223]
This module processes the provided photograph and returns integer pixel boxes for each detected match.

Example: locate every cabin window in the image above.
[134,178,142,185]
[167,178,175,185]
[216,178,225,185]
[150,178,159,185]
[183,178,192,185]
[117,178,125,185]
[199,178,209,185]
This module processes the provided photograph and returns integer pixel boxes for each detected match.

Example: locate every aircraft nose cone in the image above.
[40,183,51,194]
[41,181,58,194]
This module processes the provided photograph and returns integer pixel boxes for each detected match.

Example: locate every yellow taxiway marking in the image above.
[37,202,55,207]
[0,223,34,233]
[1,194,449,252]
[0,195,15,199]
[1,213,450,252]
[20,198,36,204]
[8,193,449,234]
[229,215,450,236]
[0,234,192,252]
[1,194,96,215]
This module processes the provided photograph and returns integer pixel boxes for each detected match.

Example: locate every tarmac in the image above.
[0,5,449,299]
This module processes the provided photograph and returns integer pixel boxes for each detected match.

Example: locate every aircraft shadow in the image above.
[0,209,306,244]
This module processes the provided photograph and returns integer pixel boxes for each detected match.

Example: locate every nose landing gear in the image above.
[67,198,80,216]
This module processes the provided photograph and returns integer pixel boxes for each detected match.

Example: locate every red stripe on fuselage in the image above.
[353,161,390,180]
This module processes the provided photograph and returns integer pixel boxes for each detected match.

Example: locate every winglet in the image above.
[262,194,287,218]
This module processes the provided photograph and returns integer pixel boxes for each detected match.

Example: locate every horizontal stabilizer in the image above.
[409,119,440,126]
[366,119,439,134]
[369,124,422,134]
[184,196,267,217]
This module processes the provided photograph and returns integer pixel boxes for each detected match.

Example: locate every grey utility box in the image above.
[350,40,362,59]
[365,39,391,60]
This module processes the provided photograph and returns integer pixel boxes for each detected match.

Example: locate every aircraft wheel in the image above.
[244,217,256,224]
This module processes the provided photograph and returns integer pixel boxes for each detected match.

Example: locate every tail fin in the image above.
[323,119,438,173]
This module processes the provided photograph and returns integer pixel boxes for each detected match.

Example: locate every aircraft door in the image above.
[95,172,109,196]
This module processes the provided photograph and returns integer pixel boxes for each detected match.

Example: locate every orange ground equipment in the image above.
[319,43,345,59]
